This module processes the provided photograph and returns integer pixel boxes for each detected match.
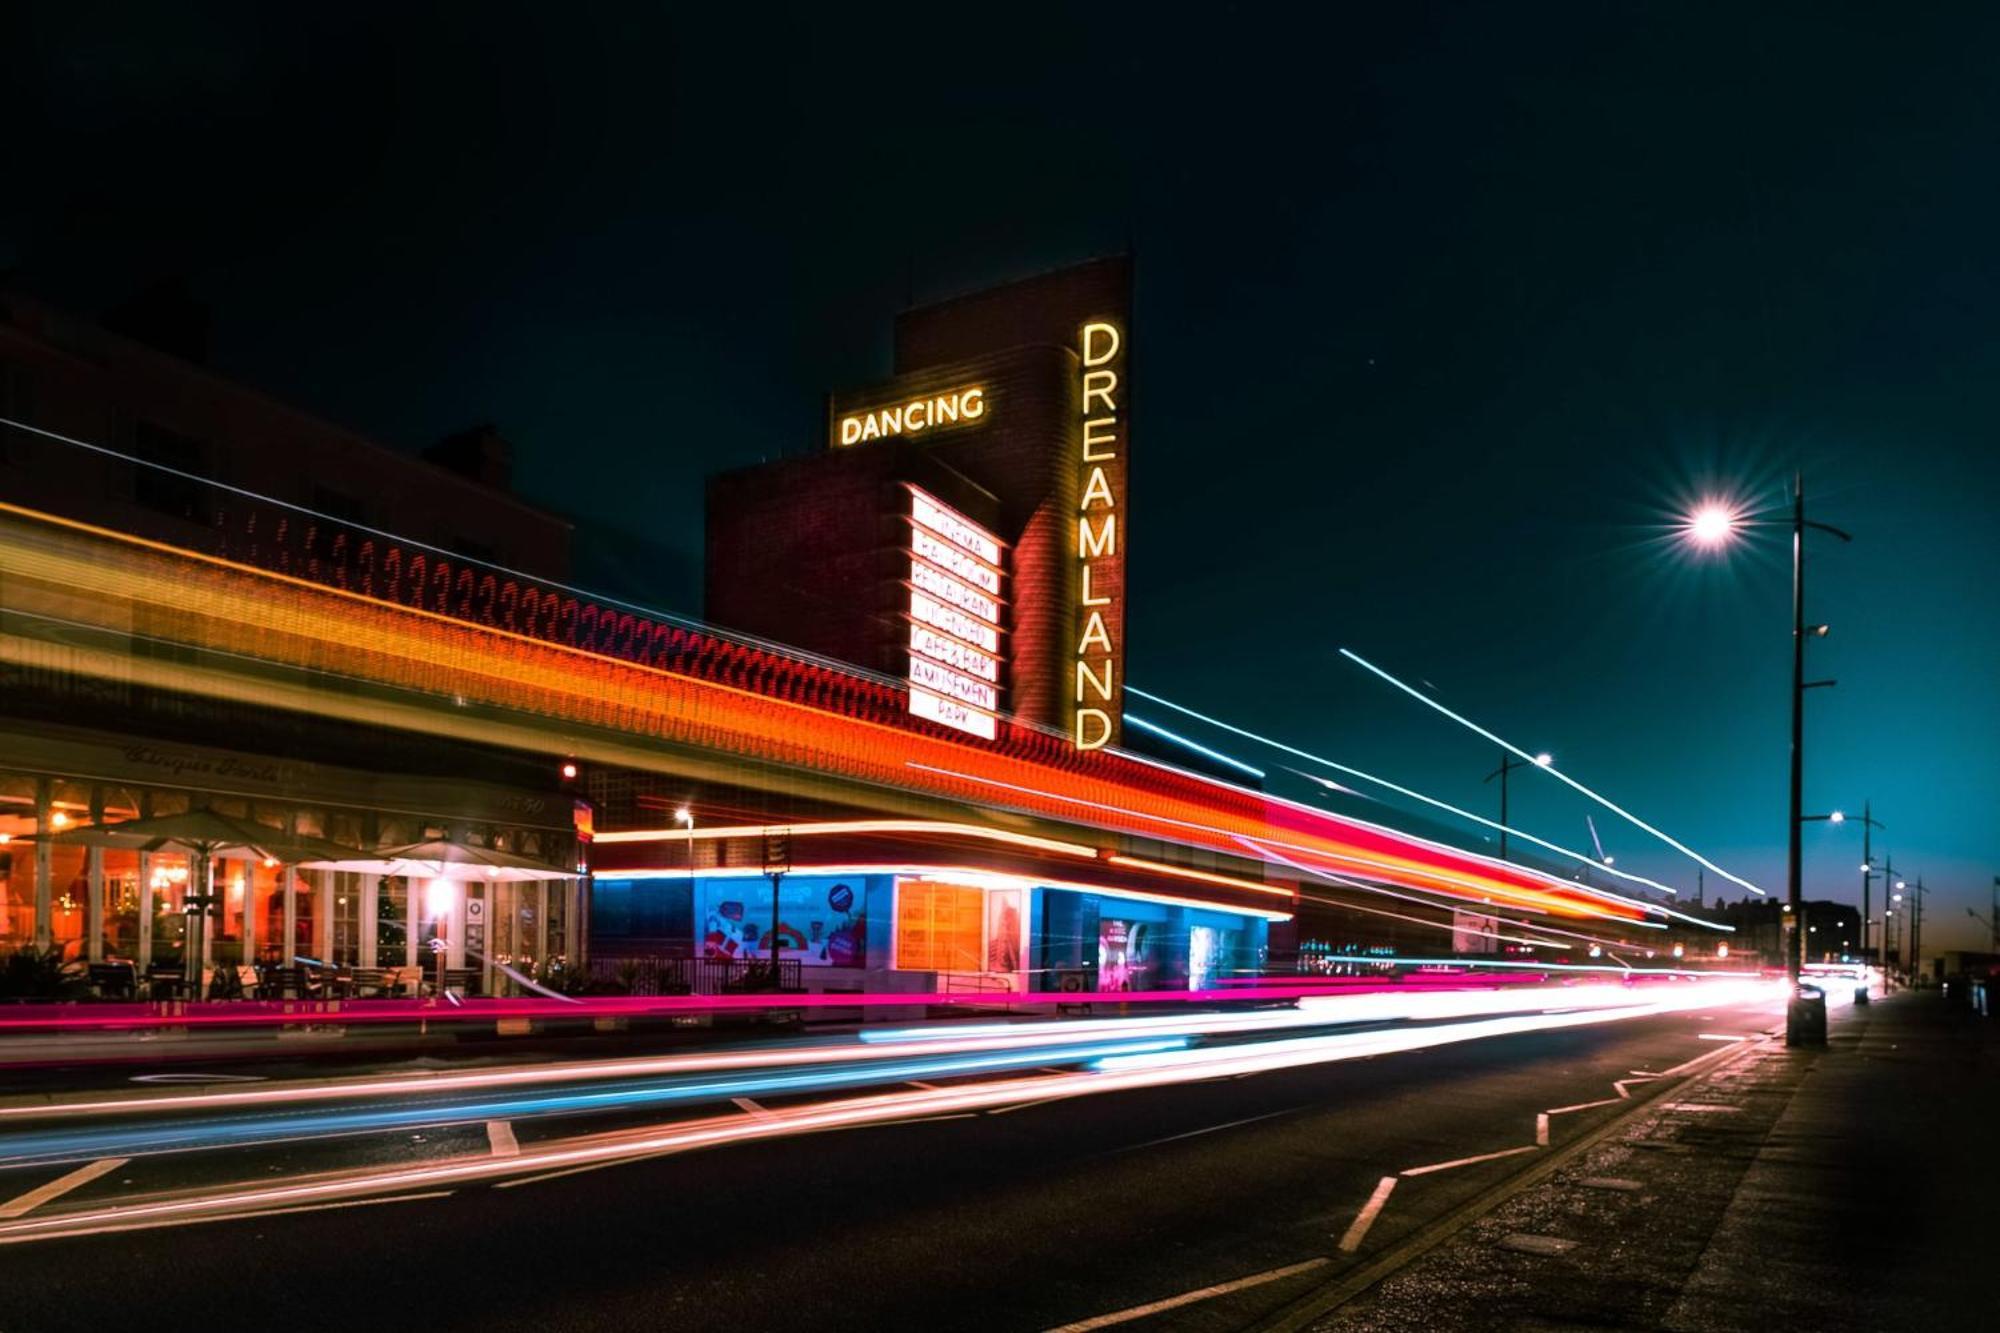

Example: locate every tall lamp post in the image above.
[1851,802,1886,999]
[1682,473,1851,1046]
[675,807,695,881]
[1483,750,1553,862]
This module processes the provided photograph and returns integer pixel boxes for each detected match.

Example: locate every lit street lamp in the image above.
[675,807,695,881]
[1682,472,1852,1045]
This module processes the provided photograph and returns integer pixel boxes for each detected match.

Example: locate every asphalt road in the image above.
[0,995,1782,1333]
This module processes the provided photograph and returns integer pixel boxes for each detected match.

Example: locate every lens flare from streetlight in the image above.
[1684,501,1740,549]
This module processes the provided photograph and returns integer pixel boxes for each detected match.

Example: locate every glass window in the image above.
[330,872,361,966]
[102,849,141,960]
[149,853,191,965]
[894,880,981,972]
[376,876,407,965]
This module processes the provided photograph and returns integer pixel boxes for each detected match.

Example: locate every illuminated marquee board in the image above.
[1074,319,1126,750]
[838,385,987,447]
[904,485,1004,740]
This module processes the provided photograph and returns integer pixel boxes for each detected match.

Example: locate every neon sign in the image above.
[837,386,987,447]
[1074,319,1126,750]
[903,486,1004,737]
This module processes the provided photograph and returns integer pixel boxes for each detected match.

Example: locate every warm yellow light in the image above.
[50,811,70,829]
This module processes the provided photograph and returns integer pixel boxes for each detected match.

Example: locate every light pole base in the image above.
[1854,986,1870,1006]
[1786,991,1828,1046]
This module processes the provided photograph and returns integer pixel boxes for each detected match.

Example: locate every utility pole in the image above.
[1784,471,1849,1045]
[1852,803,1885,1000]
[1904,872,1920,984]
[1484,748,1551,863]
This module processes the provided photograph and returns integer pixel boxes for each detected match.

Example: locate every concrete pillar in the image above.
[32,776,52,949]
[359,874,378,968]
[137,851,154,970]
[85,785,105,964]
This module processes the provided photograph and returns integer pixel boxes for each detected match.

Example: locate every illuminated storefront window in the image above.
[894,879,984,972]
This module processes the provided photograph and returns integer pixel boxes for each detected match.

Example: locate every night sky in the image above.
[7,4,1997,947]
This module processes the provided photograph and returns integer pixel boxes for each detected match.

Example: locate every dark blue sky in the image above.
[8,3,1997,948]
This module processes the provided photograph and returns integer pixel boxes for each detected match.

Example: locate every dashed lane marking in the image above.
[1044,1257,1332,1332]
[0,1158,129,1220]
[1535,1113,1549,1147]
[486,1120,519,1158]
[1337,1176,1398,1253]
[1109,1108,1297,1156]
[730,1097,774,1121]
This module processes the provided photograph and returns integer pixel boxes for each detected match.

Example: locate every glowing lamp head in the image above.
[1684,501,1740,549]
[425,878,456,916]
[50,811,70,829]
[560,761,579,781]
[1533,752,1553,767]
[1828,810,1846,825]
[1716,943,1730,959]
[675,808,694,827]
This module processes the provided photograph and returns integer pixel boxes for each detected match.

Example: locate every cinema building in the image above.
[588,258,1290,993]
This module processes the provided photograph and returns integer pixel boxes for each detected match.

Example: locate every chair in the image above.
[259,965,308,1000]
[88,961,138,999]
[144,966,186,1001]
[347,967,391,998]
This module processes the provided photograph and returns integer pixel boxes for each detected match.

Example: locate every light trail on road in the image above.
[0,977,1781,1224]
[0,975,1780,1245]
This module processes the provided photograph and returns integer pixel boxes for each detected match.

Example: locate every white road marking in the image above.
[1535,1113,1550,1147]
[485,1120,519,1158]
[1111,1108,1295,1155]
[1546,1096,1623,1115]
[988,1096,1069,1116]
[731,1097,774,1120]
[905,1081,941,1090]
[1697,1033,1748,1042]
[1662,1102,1742,1113]
[1044,1257,1332,1331]
[1402,1143,1539,1177]
[1,1190,453,1241]
[0,1158,128,1220]
[1337,1175,1398,1253]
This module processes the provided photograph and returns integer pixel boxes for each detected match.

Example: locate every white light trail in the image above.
[0,978,1780,1245]
[1124,713,1266,779]
[1125,686,1694,903]
[1337,649,1766,896]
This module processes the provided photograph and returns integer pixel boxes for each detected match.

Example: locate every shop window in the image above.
[330,872,361,966]
[101,848,141,960]
[894,880,983,973]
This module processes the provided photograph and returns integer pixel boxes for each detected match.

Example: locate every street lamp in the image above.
[426,877,456,1002]
[675,808,695,882]
[1482,750,1551,862]
[1681,474,1852,1046]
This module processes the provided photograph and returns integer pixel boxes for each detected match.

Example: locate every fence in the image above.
[588,955,803,995]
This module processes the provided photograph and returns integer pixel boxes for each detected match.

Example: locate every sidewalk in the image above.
[1302,993,1998,1332]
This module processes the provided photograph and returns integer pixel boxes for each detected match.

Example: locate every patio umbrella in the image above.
[301,837,573,882]
[36,809,369,994]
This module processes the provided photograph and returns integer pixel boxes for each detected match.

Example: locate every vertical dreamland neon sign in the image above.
[1075,319,1125,750]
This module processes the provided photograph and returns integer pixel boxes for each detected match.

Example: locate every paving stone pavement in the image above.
[1307,993,1998,1332]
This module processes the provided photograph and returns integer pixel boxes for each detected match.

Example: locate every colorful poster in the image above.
[1188,925,1219,991]
[985,888,1021,973]
[701,876,866,967]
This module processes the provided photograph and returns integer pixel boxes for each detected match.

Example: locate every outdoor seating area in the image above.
[62,958,476,1002]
